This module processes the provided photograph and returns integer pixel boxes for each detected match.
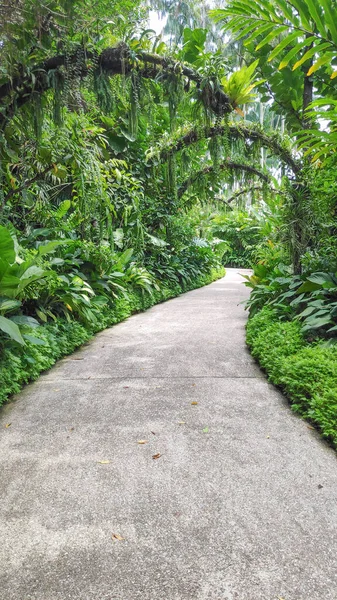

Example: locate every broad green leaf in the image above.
[0,298,21,313]
[0,315,25,345]
[37,240,70,256]
[297,306,317,318]
[307,272,335,285]
[302,316,332,330]
[146,233,168,247]
[23,334,47,346]
[36,309,48,323]
[11,315,40,328]
[20,266,46,281]
[296,281,321,293]
[0,226,15,264]
[115,248,133,270]
[0,274,21,297]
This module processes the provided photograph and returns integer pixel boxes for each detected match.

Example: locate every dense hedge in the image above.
[0,267,225,406]
[246,306,337,447]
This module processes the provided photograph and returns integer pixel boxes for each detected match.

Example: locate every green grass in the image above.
[246,306,337,448]
[0,267,225,407]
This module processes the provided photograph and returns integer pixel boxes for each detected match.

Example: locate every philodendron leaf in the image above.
[11,315,40,328]
[0,315,25,345]
[0,226,15,264]
[0,298,21,313]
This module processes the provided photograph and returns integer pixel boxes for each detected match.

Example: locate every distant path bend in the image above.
[0,269,336,600]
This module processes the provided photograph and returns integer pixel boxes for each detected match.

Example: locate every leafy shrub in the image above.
[245,305,280,345]
[0,266,225,406]
[211,210,263,268]
[278,346,337,412]
[245,264,337,336]
[247,315,305,383]
[247,306,337,447]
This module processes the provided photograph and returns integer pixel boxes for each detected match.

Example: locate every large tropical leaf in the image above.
[0,315,25,345]
[210,1,337,77]
[0,226,15,264]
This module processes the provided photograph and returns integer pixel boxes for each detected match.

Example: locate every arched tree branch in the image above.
[178,160,270,198]
[159,123,301,174]
[0,43,231,127]
[225,184,288,205]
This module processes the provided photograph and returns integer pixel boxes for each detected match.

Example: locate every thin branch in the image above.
[159,123,301,174]
[226,184,287,204]
[178,160,270,198]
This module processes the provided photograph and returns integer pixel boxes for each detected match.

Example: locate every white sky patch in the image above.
[148,10,167,36]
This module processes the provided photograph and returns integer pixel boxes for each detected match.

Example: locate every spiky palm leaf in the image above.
[210,0,337,78]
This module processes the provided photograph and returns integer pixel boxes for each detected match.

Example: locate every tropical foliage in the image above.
[0,0,337,444]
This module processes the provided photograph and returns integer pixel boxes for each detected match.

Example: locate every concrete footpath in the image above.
[0,269,336,600]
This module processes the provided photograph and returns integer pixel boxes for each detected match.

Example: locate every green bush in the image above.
[247,310,305,383]
[279,346,337,410]
[309,389,337,446]
[211,210,263,268]
[245,306,279,345]
[247,307,337,447]
[0,266,225,406]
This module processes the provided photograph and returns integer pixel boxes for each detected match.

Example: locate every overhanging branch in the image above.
[159,123,301,175]
[0,43,231,126]
[178,160,270,198]
[226,184,287,205]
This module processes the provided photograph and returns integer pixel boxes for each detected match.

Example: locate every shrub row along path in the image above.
[1,269,337,600]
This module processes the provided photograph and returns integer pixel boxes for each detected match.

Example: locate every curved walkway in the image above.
[1,269,337,600]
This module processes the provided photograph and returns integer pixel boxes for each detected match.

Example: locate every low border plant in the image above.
[246,305,337,448]
[0,266,225,406]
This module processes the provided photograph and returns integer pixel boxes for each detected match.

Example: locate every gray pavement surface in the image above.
[0,268,337,600]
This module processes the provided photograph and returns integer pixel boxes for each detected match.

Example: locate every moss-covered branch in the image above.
[178,160,270,198]
[0,43,231,126]
[225,184,287,205]
[159,123,301,174]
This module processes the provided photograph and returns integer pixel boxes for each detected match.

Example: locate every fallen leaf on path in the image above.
[98,460,111,464]
[151,431,156,435]
[137,440,148,444]
[4,423,11,428]
[70,427,74,431]
[318,484,323,489]
[203,426,209,433]
[307,425,315,430]
[112,533,125,541]
[266,435,270,439]
[152,453,161,460]
[123,386,129,389]
[191,401,198,406]
[178,421,186,425]
[71,358,84,361]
